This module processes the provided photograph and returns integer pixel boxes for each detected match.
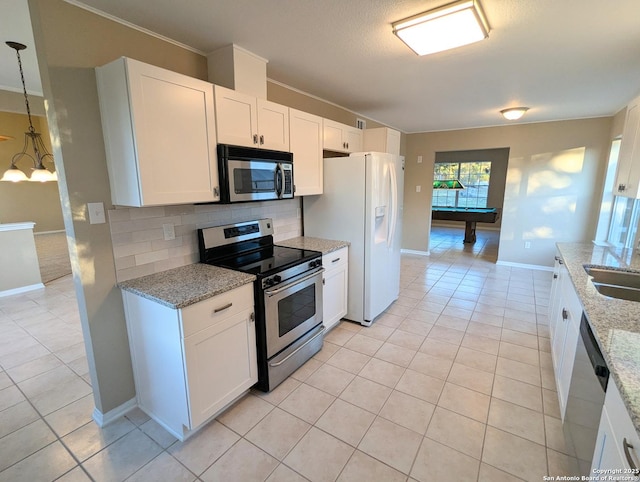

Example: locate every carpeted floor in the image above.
[34,231,73,284]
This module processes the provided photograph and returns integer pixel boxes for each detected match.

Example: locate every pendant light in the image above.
[0,41,56,183]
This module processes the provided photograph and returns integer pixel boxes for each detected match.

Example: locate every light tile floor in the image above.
[0,227,578,481]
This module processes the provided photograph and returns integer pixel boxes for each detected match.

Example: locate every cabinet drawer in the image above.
[323,247,348,270]
[181,283,254,337]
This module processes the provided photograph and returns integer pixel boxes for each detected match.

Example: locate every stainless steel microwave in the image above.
[217,144,294,203]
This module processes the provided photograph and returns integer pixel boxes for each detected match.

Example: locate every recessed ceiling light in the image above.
[392,0,490,56]
[500,107,529,121]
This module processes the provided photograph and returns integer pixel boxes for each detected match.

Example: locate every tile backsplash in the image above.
[108,199,302,281]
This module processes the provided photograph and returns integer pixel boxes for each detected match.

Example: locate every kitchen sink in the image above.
[584,265,640,302]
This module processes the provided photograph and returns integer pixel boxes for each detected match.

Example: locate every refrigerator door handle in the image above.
[388,162,398,248]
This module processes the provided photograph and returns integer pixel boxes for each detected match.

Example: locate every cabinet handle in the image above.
[623,438,640,475]
[619,184,627,192]
[213,302,232,313]
[346,142,349,149]
[253,134,259,144]
[558,259,563,265]
[213,186,220,198]
[554,256,560,261]
[553,274,558,279]
[260,135,264,145]
[331,257,341,263]
[249,312,255,323]
[562,308,568,321]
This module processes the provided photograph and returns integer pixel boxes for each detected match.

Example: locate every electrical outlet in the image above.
[416,185,421,192]
[524,241,531,249]
[87,202,106,224]
[417,155,423,163]
[163,223,175,241]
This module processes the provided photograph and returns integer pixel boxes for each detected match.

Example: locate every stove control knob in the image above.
[264,278,274,287]
[273,275,282,284]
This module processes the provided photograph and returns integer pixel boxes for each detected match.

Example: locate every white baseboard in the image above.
[0,283,45,297]
[93,398,137,427]
[496,260,552,271]
[401,249,430,256]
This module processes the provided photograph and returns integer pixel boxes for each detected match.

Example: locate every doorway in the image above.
[430,147,509,257]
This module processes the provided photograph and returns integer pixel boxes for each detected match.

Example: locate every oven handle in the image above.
[264,267,325,297]
[268,325,325,367]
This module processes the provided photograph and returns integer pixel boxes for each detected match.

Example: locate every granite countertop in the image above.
[556,242,640,434]
[277,236,349,254]
[118,264,255,309]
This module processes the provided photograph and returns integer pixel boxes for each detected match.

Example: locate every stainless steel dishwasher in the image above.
[563,312,610,475]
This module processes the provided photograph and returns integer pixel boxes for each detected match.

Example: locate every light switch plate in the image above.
[87,202,106,224]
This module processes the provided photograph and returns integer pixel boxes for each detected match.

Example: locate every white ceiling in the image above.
[4,0,640,133]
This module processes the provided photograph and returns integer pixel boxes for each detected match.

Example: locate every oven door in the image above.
[264,267,324,358]
[227,159,287,202]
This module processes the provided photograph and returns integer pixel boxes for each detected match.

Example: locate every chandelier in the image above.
[0,41,56,182]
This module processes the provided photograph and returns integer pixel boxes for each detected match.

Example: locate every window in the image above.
[432,161,491,208]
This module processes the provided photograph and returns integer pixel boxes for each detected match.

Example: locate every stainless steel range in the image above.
[198,219,324,391]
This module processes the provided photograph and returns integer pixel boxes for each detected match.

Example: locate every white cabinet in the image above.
[592,379,640,479]
[214,85,289,151]
[322,247,348,331]
[290,109,323,196]
[96,57,219,207]
[323,119,363,153]
[615,94,640,198]
[549,256,582,419]
[363,127,401,156]
[122,283,256,440]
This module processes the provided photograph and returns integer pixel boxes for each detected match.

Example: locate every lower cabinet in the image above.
[322,247,348,331]
[592,379,640,479]
[122,283,256,440]
[549,255,582,419]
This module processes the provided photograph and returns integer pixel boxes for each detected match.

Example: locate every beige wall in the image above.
[29,0,208,415]
[0,111,64,232]
[0,224,42,293]
[404,117,613,267]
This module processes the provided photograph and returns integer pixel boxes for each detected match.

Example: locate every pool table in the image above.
[431,207,500,244]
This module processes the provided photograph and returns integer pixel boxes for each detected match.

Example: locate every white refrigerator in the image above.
[303,152,404,326]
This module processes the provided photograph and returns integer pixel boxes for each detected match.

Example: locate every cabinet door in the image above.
[257,99,289,151]
[598,379,640,478]
[386,129,401,156]
[322,248,348,331]
[290,109,323,195]
[183,308,257,429]
[214,85,258,148]
[548,256,563,338]
[98,58,219,206]
[593,409,626,478]
[344,126,363,153]
[323,119,346,152]
[615,96,640,198]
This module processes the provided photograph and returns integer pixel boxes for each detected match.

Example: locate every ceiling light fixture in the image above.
[392,0,490,56]
[500,107,529,121]
[1,41,57,183]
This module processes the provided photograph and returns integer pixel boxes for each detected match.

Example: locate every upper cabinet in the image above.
[96,57,219,207]
[290,109,323,196]
[214,85,289,151]
[323,119,363,153]
[363,127,401,156]
[615,94,640,198]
